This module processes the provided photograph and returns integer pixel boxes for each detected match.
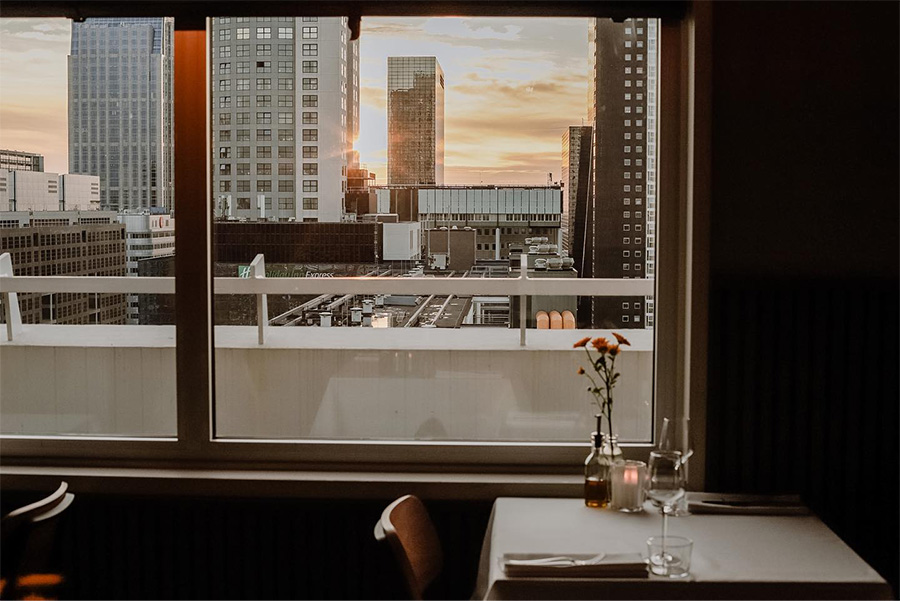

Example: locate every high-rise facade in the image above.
[68,18,175,212]
[387,57,444,186]
[0,150,44,172]
[585,18,658,329]
[211,17,359,224]
[561,125,592,256]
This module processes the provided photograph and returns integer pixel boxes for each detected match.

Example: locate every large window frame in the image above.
[0,2,708,485]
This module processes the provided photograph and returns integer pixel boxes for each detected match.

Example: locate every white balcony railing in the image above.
[0,253,654,346]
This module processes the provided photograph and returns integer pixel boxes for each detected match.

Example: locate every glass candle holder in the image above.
[610,460,647,512]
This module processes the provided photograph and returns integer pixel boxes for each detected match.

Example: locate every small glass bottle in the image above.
[584,415,623,508]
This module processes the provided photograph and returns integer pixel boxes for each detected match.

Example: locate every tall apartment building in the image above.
[0,211,127,324]
[0,150,44,172]
[585,18,658,329]
[0,170,100,212]
[211,16,359,224]
[561,126,593,257]
[68,18,175,212]
[387,57,445,186]
[118,211,175,324]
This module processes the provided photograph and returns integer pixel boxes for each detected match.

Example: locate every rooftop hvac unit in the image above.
[320,312,332,327]
[538,244,551,253]
[375,294,385,307]
[534,258,548,270]
[548,244,559,253]
[562,257,575,269]
[548,257,564,270]
[350,307,363,324]
[529,245,539,253]
[362,299,374,315]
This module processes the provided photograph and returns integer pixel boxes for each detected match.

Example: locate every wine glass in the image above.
[659,417,694,516]
[646,450,685,576]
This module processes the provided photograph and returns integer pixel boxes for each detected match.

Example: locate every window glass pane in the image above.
[0,16,177,436]
[206,15,659,446]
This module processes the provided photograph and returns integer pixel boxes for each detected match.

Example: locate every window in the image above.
[303,197,318,210]
[256,44,271,55]
[622,302,630,309]
[236,27,249,40]
[257,27,272,39]
[278,43,293,56]
[257,180,272,192]
[236,197,251,210]
[236,78,249,90]
[218,147,231,158]
[623,264,630,271]
[219,164,231,175]
[237,129,250,141]
[257,129,272,141]
[257,95,271,107]
[302,95,318,107]
[280,78,295,90]
[301,78,317,90]
[219,113,232,125]
[278,197,294,210]
[236,95,250,107]
[218,96,231,108]
[219,130,232,142]
[302,162,317,175]
[302,111,318,124]
[257,78,271,90]
[279,146,294,159]
[219,46,232,58]
[302,26,318,39]
[302,60,317,73]
[256,61,271,73]
[302,180,318,193]
[219,62,231,75]
[278,180,294,192]
[257,163,272,175]
[236,112,250,124]
[236,44,250,57]
[278,27,293,39]
[257,147,272,158]
[278,129,294,141]
[278,163,293,175]
[236,180,250,192]
[302,43,318,56]
[219,29,231,41]
[279,113,294,124]
[256,112,271,124]
[302,129,317,141]
[302,146,318,158]
[237,163,250,175]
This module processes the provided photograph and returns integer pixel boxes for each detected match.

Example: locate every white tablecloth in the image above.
[473,497,891,600]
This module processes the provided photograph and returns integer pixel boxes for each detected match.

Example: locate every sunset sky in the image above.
[0,17,589,184]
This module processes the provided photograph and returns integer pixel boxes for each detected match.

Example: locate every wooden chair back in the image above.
[1,482,74,600]
[374,495,443,600]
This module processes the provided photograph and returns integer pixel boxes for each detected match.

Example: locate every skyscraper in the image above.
[561,125,592,256]
[584,18,658,329]
[210,16,358,223]
[387,56,444,186]
[68,18,175,212]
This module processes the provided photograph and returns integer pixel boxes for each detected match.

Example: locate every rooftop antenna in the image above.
[547,171,553,186]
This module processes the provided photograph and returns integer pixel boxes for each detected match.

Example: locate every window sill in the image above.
[0,464,582,500]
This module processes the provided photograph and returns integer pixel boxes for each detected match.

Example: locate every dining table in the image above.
[473,497,892,600]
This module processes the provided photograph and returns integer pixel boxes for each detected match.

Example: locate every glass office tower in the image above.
[68,18,175,211]
[387,56,444,186]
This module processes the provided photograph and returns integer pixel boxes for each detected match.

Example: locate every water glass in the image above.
[646,535,692,579]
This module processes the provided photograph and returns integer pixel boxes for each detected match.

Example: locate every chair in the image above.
[374,495,443,600]
[0,482,74,600]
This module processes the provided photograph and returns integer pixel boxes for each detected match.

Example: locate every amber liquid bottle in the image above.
[584,430,613,508]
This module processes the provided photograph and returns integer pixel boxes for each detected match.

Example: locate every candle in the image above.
[611,460,647,512]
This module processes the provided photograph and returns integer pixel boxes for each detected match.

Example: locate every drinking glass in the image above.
[646,450,685,574]
[646,536,693,578]
[659,417,694,516]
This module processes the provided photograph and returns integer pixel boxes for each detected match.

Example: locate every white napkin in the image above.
[502,553,648,578]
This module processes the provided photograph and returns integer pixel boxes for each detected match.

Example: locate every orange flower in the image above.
[608,344,620,356]
[591,337,609,353]
[577,367,585,375]
[573,336,591,348]
[612,332,631,346]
